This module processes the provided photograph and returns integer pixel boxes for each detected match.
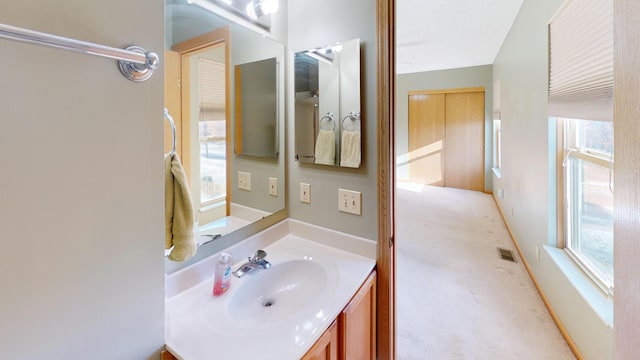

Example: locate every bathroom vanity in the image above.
[301,270,376,360]
[163,219,376,360]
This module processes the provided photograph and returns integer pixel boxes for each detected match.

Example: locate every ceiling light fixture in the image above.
[246,0,279,20]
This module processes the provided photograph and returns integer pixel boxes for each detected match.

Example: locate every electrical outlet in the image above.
[338,189,362,215]
[269,177,278,196]
[238,171,251,191]
[300,183,311,203]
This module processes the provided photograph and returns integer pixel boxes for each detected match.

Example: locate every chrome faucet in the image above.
[232,250,271,278]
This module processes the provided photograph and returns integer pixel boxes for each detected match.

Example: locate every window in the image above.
[193,52,228,226]
[563,118,613,293]
[493,112,502,172]
[199,114,226,205]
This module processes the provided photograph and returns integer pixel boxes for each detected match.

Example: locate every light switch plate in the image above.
[238,171,251,191]
[300,183,311,203]
[269,177,278,196]
[338,189,362,215]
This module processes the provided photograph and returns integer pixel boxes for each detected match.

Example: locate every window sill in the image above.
[543,245,613,328]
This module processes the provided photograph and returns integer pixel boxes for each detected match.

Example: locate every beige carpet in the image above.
[396,184,576,360]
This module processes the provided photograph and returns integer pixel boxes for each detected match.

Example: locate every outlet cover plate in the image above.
[338,189,362,215]
[269,177,278,196]
[300,183,311,203]
[238,171,251,191]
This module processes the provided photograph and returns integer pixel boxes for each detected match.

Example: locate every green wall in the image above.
[492,0,613,358]
[287,0,378,240]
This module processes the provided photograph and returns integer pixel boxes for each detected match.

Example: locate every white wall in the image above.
[288,0,378,240]
[0,1,165,359]
[396,65,494,191]
[492,0,613,358]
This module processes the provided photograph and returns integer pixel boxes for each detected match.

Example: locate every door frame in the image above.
[376,0,396,358]
[172,27,232,218]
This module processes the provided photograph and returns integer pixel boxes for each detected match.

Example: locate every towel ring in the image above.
[319,112,335,131]
[342,112,361,132]
[164,108,177,155]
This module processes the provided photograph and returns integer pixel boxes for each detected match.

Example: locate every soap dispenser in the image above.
[213,253,232,296]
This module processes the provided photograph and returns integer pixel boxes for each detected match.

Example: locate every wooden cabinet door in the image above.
[339,271,377,360]
[444,91,485,191]
[408,93,446,186]
[408,89,485,192]
[302,320,339,360]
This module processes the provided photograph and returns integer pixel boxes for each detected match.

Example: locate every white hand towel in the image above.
[340,129,361,168]
[314,129,336,165]
[165,153,196,262]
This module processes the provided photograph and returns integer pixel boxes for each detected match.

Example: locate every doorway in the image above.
[408,88,485,191]
[165,27,232,225]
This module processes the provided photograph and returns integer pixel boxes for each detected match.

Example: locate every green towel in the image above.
[165,153,196,262]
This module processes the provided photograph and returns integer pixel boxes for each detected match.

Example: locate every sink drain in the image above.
[261,298,276,307]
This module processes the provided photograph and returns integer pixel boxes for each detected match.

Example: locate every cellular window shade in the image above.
[548,0,613,122]
[199,58,226,120]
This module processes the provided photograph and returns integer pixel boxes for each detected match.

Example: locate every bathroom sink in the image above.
[227,260,328,325]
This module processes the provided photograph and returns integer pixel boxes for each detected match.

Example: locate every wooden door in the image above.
[408,94,446,186]
[444,91,485,191]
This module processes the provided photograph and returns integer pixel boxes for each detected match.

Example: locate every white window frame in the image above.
[562,118,614,295]
[493,112,502,172]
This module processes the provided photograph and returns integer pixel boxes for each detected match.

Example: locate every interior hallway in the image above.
[396,184,576,359]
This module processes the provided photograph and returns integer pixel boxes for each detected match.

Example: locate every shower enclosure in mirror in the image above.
[294,38,361,168]
[165,0,286,270]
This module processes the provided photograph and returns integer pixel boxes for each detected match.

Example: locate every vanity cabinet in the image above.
[301,320,339,360]
[303,270,377,360]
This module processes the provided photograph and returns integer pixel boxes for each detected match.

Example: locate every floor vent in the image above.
[498,248,517,263]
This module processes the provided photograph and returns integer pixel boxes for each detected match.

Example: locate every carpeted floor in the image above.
[396,184,576,360]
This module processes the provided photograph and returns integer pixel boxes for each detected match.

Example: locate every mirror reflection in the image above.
[294,38,361,168]
[235,57,279,158]
[165,0,285,254]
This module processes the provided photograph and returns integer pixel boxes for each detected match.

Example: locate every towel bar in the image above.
[0,22,159,82]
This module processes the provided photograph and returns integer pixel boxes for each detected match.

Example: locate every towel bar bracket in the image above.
[118,45,159,82]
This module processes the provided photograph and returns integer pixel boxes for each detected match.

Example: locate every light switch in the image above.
[338,189,362,215]
[300,183,311,203]
[238,171,251,191]
[269,177,278,196]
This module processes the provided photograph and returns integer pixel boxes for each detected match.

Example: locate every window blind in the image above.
[548,0,613,122]
[199,58,226,120]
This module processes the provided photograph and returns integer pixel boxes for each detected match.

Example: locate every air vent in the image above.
[498,248,517,263]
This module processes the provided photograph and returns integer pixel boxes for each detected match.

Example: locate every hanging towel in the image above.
[340,129,361,168]
[314,129,336,165]
[165,153,196,262]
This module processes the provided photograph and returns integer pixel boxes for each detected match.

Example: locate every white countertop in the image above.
[165,219,376,360]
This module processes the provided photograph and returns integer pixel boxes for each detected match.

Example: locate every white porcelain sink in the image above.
[167,231,376,360]
[227,260,328,325]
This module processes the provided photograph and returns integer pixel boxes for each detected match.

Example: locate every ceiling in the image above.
[396,0,525,74]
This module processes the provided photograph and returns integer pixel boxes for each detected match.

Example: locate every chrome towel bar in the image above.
[0,23,159,82]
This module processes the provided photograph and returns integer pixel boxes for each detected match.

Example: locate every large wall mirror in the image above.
[165,0,286,272]
[294,38,361,168]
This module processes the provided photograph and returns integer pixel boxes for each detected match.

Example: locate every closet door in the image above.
[444,91,485,191]
[408,93,446,186]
